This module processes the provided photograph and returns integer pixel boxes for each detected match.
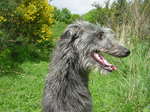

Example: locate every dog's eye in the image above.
[97,32,104,40]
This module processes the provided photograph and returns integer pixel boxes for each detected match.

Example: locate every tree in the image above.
[0,0,55,47]
[0,0,55,68]
[54,7,80,24]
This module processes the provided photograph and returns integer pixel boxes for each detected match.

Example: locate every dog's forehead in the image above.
[68,21,115,36]
[101,27,113,33]
[74,21,96,31]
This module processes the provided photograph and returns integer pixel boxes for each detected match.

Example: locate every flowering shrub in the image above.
[16,3,37,22]
[0,16,7,23]
[37,24,53,43]
[15,0,55,43]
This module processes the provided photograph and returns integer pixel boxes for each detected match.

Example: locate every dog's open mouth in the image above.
[91,52,117,72]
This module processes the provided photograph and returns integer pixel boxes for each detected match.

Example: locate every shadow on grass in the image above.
[0,46,52,77]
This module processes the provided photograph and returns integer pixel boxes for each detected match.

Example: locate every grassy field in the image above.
[0,62,48,112]
[0,41,149,112]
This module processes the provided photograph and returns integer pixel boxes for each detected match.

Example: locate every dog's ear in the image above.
[60,24,82,42]
[60,30,71,39]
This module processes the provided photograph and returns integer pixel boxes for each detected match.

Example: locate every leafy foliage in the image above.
[54,7,81,24]
[0,0,54,46]
[82,0,150,40]
[0,0,55,73]
[82,8,114,25]
[14,0,54,43]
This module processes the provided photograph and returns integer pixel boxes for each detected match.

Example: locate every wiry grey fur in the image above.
[43,21,130,112]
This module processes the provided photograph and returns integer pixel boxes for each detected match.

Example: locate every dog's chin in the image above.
[92,65,110,75]
[100,69,109,75]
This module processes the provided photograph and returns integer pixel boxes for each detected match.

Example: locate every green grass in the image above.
[0,62,48,112]
[0,42,149,112]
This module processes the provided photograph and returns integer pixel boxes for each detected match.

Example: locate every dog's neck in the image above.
[51,44,90,88]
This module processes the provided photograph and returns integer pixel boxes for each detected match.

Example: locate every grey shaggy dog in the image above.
[43,21,130,112]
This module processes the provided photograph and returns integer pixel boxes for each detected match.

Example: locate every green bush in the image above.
[54,7,81,24]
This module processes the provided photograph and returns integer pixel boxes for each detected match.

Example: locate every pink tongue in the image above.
[111,66,117,70]
[93,53,117,71]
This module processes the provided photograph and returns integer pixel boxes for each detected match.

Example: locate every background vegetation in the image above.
[0,0,149,112]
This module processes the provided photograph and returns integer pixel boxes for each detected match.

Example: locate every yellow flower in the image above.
[0,16,7,23]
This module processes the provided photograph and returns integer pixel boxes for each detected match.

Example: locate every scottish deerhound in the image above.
[43,21,130,112]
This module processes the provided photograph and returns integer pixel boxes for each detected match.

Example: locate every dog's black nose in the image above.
[125,49,130,56]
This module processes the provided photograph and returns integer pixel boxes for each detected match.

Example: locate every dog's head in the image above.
[60,21,130,73]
